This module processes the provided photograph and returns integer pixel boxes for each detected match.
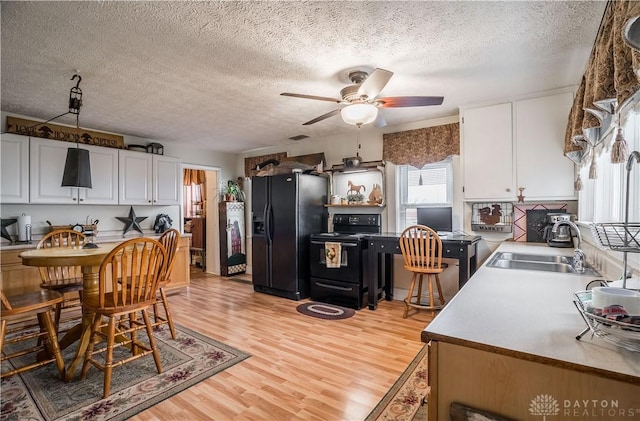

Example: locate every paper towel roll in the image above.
[17,214,30,242]
[591,287,640,314]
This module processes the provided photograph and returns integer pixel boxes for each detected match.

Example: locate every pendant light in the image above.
[61,74,92,188]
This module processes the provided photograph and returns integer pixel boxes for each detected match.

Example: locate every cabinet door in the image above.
[462,103,514,200]
[118,150,152,205]
[78,144,119,204]
[1,134,29,203]
[29,138,77,203]
[152,155,181,205]
[515,91,576,200]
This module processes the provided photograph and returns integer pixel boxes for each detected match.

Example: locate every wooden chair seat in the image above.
[399,225,447,318]
[81,237,168,398]
[1,290,66,379]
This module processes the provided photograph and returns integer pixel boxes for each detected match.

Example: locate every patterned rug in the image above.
[365,345,429,421]
[1,323,250,421]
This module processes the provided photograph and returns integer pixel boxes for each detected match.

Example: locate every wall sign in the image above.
[5,116,125,149]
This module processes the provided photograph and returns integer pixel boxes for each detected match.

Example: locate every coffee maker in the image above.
[543,213,575,248]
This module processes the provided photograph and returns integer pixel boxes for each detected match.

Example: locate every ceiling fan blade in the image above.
[281,93,342,103]
[377,96,444,107]
[302,108,341,125]
[357,68,393,99]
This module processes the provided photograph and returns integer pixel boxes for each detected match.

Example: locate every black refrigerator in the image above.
[251,173,328,300]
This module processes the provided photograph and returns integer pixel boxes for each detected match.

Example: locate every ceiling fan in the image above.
[281,68,444,127]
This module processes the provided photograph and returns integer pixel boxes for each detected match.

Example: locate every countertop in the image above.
[422,241,640,384]
[0,230,190,251]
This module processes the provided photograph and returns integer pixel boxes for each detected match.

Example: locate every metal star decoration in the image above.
[1,218,17,243]
[517,187,526,203]
[116,207,147,237]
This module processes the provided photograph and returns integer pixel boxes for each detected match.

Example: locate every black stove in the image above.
[309,214,381,309]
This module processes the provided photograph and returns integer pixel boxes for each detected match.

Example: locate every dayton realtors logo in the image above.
[529,394,640,419]
[529,394,560,420]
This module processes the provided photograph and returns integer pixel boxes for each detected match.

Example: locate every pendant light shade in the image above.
[61,147,92,188]
[341,103,378,126]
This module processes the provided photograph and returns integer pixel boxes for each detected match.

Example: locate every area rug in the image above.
[296,301,355,320]
[365,345,429,421]
[1,323,250,421]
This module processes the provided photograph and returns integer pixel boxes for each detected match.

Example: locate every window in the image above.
[578,109,640,223]
[397,158,453,231]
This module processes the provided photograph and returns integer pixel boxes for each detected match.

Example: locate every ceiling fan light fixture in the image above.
[341,103,378,126]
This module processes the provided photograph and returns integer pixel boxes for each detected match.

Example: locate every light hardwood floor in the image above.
[131,269,435,421]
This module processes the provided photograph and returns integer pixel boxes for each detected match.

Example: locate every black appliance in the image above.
[542,212,575,248]
[252,173,328,300]
[309,214,381,309]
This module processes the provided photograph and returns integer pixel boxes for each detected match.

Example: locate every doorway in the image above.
[181,164,221,275]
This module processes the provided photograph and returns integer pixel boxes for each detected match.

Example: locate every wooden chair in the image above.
[399,225,447,318]
[36,229,86,328]
[0,289,66,379]
[153,228,180,339]
[80,238,168,398]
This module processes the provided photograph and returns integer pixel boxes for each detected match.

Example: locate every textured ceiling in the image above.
[1,1,606,154]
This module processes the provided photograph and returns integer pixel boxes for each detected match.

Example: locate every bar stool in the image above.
[399,225,447,318]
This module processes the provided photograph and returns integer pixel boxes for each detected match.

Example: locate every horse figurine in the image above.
[153,214,173,233]
[347,180,366,195]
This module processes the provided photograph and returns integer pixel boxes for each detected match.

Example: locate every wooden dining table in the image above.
[20,244,117,381]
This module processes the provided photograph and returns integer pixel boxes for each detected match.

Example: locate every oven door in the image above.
[309,238,361,283]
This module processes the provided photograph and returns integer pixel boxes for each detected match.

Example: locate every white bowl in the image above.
[591,286,640,315]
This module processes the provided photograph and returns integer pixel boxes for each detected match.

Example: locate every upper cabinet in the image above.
[461,90,577,202]
[461,103,514,201]
[119,150,181,205]
[1,134,30,204]
[30,138,119,204]
[514,91,576,200]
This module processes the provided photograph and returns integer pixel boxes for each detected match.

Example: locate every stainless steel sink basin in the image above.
[486,252,601,276]
[495,252,572,265]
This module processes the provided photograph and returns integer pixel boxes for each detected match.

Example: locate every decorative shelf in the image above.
[328,160,385,173]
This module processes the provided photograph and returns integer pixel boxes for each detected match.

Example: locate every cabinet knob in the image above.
[79,198,84,202]
[148,200,152,203]
[73,198,77,201]
[506,188,511,192]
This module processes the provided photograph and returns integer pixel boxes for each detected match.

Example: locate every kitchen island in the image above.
[422,242,640,420]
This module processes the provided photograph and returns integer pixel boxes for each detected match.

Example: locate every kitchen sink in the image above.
[486,252,601,276]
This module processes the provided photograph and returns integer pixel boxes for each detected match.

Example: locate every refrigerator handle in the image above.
[267,204,274,245]
[264,204,272,245]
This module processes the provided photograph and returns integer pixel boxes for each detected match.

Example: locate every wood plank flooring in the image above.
[131,270,435,421]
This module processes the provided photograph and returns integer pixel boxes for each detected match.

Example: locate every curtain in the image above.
[382,122,459,168]
[183,169,206,185]
[565,0,640,154]
[183,169,206,217]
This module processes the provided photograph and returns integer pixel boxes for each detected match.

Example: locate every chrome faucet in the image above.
[552,220,585,273]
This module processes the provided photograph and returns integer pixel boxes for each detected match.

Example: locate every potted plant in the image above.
[223,180,245,202]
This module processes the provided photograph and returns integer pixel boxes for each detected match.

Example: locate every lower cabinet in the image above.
[427,341,640,420]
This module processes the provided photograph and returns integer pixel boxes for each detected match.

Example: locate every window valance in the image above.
[382,122,459,169]
[565,0,640,155]
[183,169,206,186]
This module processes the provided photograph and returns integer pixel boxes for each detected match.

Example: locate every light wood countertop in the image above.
[422,241,640,384]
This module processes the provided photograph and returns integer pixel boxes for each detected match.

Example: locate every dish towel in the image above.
[325,242,341,268]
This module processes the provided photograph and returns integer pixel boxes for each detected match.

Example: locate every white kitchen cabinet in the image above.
[514,91,576,200]
[1,133,29,204]
[118,150,181,205]
[462,90,576,201]
[461,102,515,201]
[29,138,119,204]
